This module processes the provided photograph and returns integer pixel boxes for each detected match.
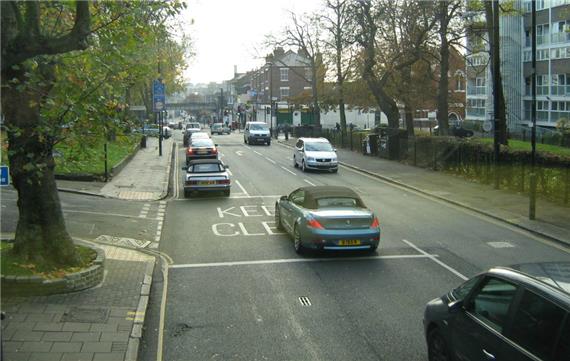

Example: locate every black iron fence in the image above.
[290,125,570,206]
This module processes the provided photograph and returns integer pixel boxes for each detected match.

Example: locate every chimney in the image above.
[234,65,237,76]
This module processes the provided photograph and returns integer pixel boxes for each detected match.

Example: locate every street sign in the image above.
[153,79,166,112]
[0,166,9,186]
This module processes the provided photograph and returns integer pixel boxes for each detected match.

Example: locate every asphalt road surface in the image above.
[149,130,570,361]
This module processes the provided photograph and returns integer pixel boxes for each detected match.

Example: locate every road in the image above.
[146,130,570,361]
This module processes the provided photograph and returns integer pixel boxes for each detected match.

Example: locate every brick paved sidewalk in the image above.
[1,244,155,361]
[278,136,570,246]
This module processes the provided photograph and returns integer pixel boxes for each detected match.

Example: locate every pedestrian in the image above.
[336,122,341,133]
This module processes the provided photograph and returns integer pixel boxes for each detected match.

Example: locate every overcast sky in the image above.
[182,0,322,84]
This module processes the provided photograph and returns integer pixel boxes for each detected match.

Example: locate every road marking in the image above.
[304,179,316,186]
[265,157,276,164]
[281,166,296,175]
[63,209,153,220]
[170,254,436,269]
[236,150,244,156]
[487,241,515,248]
[402,239,468,281]
[227,169,233,176]
[253,150,262,156]
[234,180,250,197]
[172,195,281,201]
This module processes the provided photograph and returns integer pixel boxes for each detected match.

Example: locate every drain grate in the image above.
[61,307,109,323]
[298,296,312,307]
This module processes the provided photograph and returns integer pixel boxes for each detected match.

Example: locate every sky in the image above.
[181,0,322,84]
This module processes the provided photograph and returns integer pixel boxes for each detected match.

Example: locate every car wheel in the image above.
[244,137,247,144]
[428,329,451,361]
[183,190,190,198]
[293,156,298,168]
[368,244,378,253]
[275,205,284,230]
[267,141,271,146]
[224,189,230,197]
[293,225,304,254]
[330,168,338,173]
[301,160,306,172]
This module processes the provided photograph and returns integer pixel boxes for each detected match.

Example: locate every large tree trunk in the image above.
[484,1,508,145]
[311,62,321,126]
[437,1,450,135]
[402,64,415,136]
[2,66,78,267]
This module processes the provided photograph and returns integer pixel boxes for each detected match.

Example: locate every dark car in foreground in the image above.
[275,186,380,254]
[423,262,570,361]
[183,159,230,197]
[185,138,218,166]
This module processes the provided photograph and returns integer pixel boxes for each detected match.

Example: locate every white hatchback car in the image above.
[293,137,338,173]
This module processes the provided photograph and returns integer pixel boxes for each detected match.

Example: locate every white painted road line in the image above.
[173,195,281,201]
[304,179,316,186]
[402,239,468,281]
[227,169,233,176]
[170,254,437,269]
[265,157,276,164]
[281,166,297,176]
[234,180,250,197]
[253,150,262,156]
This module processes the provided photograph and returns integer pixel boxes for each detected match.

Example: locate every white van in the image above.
[244,122,271,145]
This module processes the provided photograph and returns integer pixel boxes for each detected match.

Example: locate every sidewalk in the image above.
[1,136,173,361]
[278,136,570,246]
[57,136,174,201]
[2,243,155,361]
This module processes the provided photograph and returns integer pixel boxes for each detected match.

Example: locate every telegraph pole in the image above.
[529,0,537,219]
[492,0,500,189]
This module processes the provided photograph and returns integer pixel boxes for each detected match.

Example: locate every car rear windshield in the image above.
[188,123,200,128]
[250,124,268,130]
[190,163,223,173]
[191,139,214,147]
[212,124,222,128]
[316,197,363,208]
[305,142,333,152]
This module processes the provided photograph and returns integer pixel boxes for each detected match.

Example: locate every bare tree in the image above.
[321,0,357,135]
[352,0,437,131]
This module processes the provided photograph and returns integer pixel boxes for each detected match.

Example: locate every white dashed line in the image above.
[280,166,297,176]
[265,157,276,164]
[227,169,233,176]
[253,150,262,156]
[303,179,316,186]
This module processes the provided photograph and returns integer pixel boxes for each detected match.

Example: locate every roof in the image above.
[299,137,330,143]
[299,186,364,209]
[502,262,570,297]
[188,159,223,165]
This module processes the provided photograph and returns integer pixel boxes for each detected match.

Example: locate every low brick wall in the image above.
[1,243,105,297]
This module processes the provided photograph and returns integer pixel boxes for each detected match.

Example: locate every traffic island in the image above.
[0,240,105,297]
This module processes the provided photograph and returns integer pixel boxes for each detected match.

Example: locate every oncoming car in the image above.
[275,186,380,254]
[211,123,230,135]
[184,159,230,197]
[293,137,338,173]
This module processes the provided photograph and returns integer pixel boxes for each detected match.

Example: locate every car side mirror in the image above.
[333,148,337,152]
[182,166,188,171]
[280,195,288,201]
[448,300,464,313]
[224,164,230,169]
[215,144,219,147]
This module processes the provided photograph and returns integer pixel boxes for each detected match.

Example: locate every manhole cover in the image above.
[61,307,110,323]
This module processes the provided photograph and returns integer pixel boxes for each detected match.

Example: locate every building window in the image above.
[280,87,290,99]
[552,101,570,122]
[552,21,570,43]
[466,98,486,117]
[455,76,464,91]
[537,49,550,61]
[537,24,550,45]
[537,75,549,95]
[524,50,531,62]
[280,68,289,82]
[551,46,570,59]
[551,74,570,96]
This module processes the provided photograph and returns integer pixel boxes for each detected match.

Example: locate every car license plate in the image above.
[339,240,361,246]
[199,181,216,185]
[197,150,207,154]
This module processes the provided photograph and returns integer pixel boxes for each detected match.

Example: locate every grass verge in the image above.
[477,138,570,158]
[1,241,97,279]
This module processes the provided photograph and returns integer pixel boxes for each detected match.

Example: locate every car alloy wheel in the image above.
[301,160,306,172]
[428,329,450,361]
[293,225,303,254]
[275,206,284,230]
[293,156,298,168]
[224,189,230,197]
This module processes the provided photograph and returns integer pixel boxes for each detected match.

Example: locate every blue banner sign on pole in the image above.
[0,166,9,186]
[153,79,166,112]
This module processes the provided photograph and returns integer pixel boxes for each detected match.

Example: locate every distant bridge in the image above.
[130,101,219,113]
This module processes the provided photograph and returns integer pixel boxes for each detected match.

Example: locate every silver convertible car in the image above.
[275,186,380,253]
[183,159,230,198]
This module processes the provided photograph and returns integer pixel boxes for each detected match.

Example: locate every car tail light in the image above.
[371,217,380,228]
[211,148,218,155]
[186,180,198,185]
[186,148,194,155]
[217,179,230,184]
[307,218,324,229]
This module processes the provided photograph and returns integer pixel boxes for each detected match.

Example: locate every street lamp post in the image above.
[268,62,274,137]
